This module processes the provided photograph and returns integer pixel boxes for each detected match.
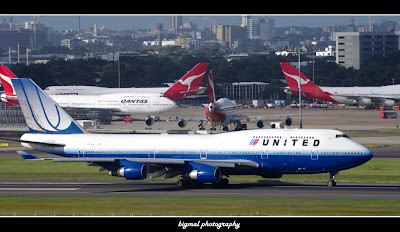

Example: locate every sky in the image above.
[2,15,400,31]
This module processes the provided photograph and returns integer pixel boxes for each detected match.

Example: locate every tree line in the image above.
[10,50,400,99]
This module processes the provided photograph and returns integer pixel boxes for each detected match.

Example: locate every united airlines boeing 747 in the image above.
[11,78,372,187]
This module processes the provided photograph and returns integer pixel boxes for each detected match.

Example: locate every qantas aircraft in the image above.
[166,71,297,131]
[10,78,372,187]
[280,62,400,106]
[43,63,209,100]
[0,63,209,115]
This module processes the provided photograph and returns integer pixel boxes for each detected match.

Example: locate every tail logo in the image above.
[12,78,84,134]
[282,70,310,86]
[0,73,16,94]
[178,70,207,95]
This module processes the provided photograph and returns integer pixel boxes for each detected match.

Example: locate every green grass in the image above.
[0,197,399,216]
[0,158,399,183]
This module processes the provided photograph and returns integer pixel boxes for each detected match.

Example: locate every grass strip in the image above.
[0,158,399,183]
[0,197,399,216]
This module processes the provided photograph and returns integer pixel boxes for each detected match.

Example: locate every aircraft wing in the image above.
[231,112,316,121]
[44,157,258,168]
[133,112,207,121]
[18,151,258,174]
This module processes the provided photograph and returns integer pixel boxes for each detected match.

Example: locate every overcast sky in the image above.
[3,15,400,31]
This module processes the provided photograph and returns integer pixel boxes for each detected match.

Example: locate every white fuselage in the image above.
[50,92,177,115]
[20,128,373,175]
[321,85,400,97]
[320,85,400,105]
[44,86,170,96]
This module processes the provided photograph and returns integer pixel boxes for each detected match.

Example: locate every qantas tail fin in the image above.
[208,70,216,103]
[163,62,209,100]
[0,66,19,106]
[11,78,86,134]
[280,62,321,92]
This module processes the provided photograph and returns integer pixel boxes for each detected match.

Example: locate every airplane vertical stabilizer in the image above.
[163,62,209,100]
[280,62,321,90]
[208,70,216,103]
[11,78,86,134]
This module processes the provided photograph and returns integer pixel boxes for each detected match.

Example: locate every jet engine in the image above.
[145,117,155,126]
[111,162,148,180]
[188,163,221,183]
[256,120,264,128]
[285,117,293,126]
[208,102,215,113]
[178,119,187,128]
[381,99,395,107]
[359,97,371,105]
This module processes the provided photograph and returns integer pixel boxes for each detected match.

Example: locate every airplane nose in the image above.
[356,145,373,165]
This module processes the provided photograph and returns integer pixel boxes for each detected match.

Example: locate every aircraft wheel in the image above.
[327,179,337,187]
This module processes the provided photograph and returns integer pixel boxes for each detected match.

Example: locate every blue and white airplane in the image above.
[12,78,373,187]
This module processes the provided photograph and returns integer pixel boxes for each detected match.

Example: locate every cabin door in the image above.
[78,148,84,158]
[200,149,207,159]
[311,148,318,160]
[261,150,268,159]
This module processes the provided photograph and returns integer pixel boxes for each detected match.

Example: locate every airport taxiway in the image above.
[0,181,398,200]
[1,108,400,202]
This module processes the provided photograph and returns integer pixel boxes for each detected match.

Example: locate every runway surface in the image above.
[0,180,399,200]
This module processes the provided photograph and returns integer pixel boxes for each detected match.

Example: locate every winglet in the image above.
[17,150,40,160]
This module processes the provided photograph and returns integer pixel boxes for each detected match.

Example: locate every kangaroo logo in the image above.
[0,73,16,94]
[282,70,310,86]
[178,70,207,92]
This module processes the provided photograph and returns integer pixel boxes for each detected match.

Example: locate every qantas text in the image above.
[121,99,148,104]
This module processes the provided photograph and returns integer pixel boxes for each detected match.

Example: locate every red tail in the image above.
[280,62,324,90]
[0,66,19,106]
[208,70,216,103]
[163,62,209,100]
[0,66,18,95]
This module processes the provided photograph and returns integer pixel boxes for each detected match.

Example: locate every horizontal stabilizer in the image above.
[17,150,40,160]
[20,140,66,147]
[179,87,206,95]
[283,88,309,94]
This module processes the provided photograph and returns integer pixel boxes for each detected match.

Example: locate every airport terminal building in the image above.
[335,31,400,69]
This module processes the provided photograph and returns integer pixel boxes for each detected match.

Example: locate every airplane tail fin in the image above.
[208,70,216,103]
[11,78,86,134]
[163,62,209,100]
[0,66,19,106]
[280,62,321,92]
[0,66,18,95]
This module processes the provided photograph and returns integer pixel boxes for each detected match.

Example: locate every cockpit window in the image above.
[335,134,349,138]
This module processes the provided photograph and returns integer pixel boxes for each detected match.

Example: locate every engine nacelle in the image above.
[111,162,148,180]
[285,117,293,126]
[208,102,215,113]
[178,119,187,128]
[381,99,395,107]
[188,163,221,183]
[145,117,155,126]
[256,120,264,128]
[358,97,372,105]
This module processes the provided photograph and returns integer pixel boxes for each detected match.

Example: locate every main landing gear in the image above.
[327,171,337,187]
